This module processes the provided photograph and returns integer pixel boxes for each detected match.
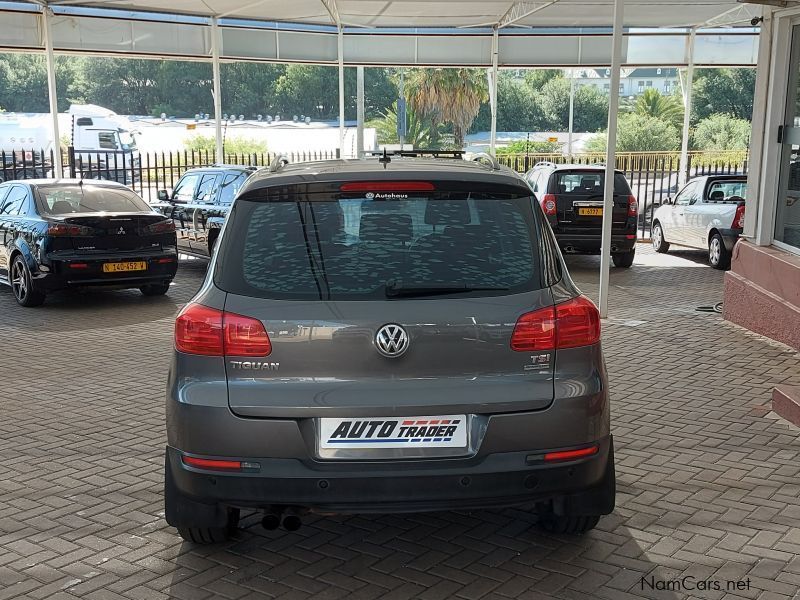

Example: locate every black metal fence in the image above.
[497,151,749,238]
[1,147,747,238]
[0,146,340,202]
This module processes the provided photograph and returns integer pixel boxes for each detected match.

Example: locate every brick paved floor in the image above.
[1,246,799,600]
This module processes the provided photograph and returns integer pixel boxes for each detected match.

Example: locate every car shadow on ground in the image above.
[165,506,682,600]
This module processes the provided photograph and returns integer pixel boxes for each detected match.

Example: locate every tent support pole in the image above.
[598,0,625,319]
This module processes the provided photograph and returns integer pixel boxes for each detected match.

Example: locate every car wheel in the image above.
[536,512,600,535]
[10,255,46,307]
[652,222,670,253]
[612,248,635,268]
[177,510,239,545]
[708,233,730,270]
[140,282,171,296]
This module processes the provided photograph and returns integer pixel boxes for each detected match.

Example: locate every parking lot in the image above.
[2,246,799,600]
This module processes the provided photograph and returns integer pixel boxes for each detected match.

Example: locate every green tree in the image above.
[523,69,562,92]
[692,113,751,151]
[221,62,286,117]
[472,72,546,133]
[0,53,81,112]
[403,68,488,148]
[370,101,443,148]
[538,78,608,132]
[621,88,684,130]
[692,68,756,122]
[586,113,680,152]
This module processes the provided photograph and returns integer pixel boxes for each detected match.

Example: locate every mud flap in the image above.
[164,452,229,528]
[552,437,616,516]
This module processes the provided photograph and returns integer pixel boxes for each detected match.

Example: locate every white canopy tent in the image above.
[0,0,762,316]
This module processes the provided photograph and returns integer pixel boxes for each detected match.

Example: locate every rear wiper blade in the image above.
[384,283,509,298]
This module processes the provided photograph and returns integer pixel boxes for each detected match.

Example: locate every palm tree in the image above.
[622,88,684,130]
[372,102,444,149]
[403,68,488,149]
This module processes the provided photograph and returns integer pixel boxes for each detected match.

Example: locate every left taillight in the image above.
[175,303,271,357]
[47,223,94,237]
[142,219,176,235]
[733,204,746,229]
[627,195,638,217]
[511,296,601,351]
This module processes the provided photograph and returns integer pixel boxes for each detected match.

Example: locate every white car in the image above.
[651,175,746,269]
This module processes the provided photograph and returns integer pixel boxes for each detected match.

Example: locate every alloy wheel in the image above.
[11,260,27,303]
[653,225,662,250]
[709,237,721,266]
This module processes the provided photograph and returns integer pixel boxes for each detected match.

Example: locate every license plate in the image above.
[319,415,468,449]
[578,207,603,216]
[102,261,147,273]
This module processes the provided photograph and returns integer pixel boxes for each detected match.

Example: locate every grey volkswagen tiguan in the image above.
[165,154,615,543]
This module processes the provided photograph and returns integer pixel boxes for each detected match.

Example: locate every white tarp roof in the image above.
[36,0,759,29]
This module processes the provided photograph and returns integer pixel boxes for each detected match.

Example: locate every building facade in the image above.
[570,68,680,97]
[724,7,800,358]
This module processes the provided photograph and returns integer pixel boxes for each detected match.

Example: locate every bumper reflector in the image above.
[182,456,243,471]
[543,445,599,462]
[158,257,176,263]
[69,263,89,269]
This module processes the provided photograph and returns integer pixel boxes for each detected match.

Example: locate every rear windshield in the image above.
[37,185,151,215]
[707,180,747,201]
[554,172,631,195]
[216,193,542,300]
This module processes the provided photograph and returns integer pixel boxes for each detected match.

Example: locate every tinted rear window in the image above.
[216,192,542,300]
[37,185,151,215]
[554,172,631,195]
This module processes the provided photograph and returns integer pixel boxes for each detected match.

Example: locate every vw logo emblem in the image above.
[375,324,409,358]
[365,192,375,199]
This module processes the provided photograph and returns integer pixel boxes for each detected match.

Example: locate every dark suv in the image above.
[165,153,615,543]
[524,163,638,267]
[156,165,257,258]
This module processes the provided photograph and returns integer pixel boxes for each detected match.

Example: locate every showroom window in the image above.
[776,24,800,251]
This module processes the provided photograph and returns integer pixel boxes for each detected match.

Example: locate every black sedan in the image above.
[0,179,178,307]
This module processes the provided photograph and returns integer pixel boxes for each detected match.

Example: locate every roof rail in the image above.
[366,149,465,159]
[269,154,290,173]
[471,152,501,170]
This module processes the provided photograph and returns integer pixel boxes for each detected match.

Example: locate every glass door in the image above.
[776,24,800,251]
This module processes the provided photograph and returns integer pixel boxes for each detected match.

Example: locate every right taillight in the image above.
[541,194,557,216]
[175,303,271,356]
[733,204,746,229]
[511,296,600,351]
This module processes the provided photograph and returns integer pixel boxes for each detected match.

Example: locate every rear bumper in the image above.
[555,233,637,254]
[165,435,614,516]
[718,228,743,252]
[35,250,178,291]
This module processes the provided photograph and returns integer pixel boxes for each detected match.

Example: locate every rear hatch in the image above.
[551,170,631,233]
[215,181,556,420]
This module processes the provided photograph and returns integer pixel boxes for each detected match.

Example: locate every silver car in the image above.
[165,154,615,543]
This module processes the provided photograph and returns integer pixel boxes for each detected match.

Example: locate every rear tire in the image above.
[612,248,635,268]
[10,255,46,307]
[652,222,670,253]
[177,509,239,545]
[140,282,171,296]
[537,513,600,535]
[708,233,730,270]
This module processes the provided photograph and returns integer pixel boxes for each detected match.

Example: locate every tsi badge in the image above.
[229,360,280,371]
[524,353,552,371]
